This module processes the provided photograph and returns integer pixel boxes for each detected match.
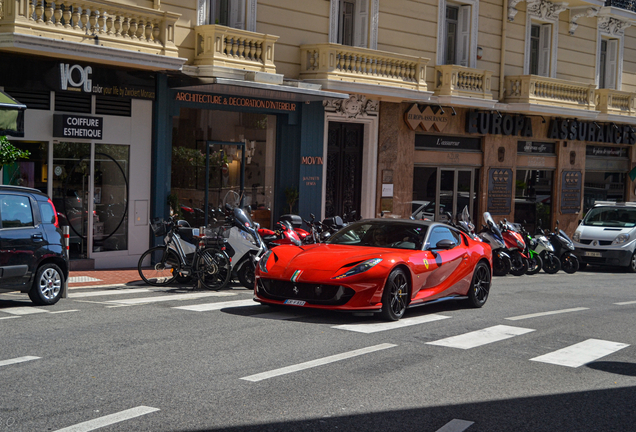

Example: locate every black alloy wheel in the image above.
[238,261,256,289]
[466,261,491,308]
[542,253,561,274]
[380,268,409,321]
[526,254,543,275]
[561,253,579,274]
[493,253,511,276]
[509,251,529,276]
[628,251,636,273]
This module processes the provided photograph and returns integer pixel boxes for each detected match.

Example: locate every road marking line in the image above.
[49,310,79,314]
[69,289,152,298]
[505,307,589,321]
[615,300,636,305]
[333,314,451,333]
[1,307,49,315]
[53,406,160,432]
[0,316,20,320]
[530,339,629,368]
[106,291,237,305]
[240,343,397,382]
[426,325,535,349]
[436,419,475,432]
[0,356,40,367]
[173,299,256,311]
[68,276,102,283]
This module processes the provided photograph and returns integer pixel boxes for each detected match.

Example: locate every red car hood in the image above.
[271,244,391,272]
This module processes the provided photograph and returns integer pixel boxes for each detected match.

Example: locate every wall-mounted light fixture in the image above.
[477,46,483,60]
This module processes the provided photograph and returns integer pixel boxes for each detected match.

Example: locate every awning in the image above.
[0,90,26,137]
[169,74,348,102]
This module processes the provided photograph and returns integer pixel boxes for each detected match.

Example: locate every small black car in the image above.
[0,185,69,305]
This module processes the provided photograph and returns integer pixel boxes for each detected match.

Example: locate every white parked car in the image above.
[572,201,636,272]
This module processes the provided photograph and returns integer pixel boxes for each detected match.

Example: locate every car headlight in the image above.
[332,258,382,280]
[572,231,581,242]
[613,234,630,245]
[258,250,273,273]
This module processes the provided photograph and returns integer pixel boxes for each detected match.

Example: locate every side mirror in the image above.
[434,239,456,250]
[578,219,582,225]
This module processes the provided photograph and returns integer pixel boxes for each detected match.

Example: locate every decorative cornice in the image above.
[569,7,599,35]
[323,94,378,118]
[527,0,569,22]
[598,15,632,35]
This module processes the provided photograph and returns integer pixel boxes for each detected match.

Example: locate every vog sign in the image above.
[60,64,92,92]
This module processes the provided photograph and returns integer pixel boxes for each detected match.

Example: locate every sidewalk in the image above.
[68,269,144,289]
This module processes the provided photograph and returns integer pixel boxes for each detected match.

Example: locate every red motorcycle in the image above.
[258,220,302,248]
[499,219,529,276]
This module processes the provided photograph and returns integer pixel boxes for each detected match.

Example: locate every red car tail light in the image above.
[47,198,60,228]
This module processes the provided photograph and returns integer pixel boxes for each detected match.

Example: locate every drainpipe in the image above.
[499,0,509,100]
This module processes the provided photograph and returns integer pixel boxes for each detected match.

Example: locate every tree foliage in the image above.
[0,135,30,167]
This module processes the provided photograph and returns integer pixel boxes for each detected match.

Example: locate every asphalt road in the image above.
[1,267,636,432]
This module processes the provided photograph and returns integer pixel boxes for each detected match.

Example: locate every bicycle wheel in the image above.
[138,246,181,286]
[196,247,232,290]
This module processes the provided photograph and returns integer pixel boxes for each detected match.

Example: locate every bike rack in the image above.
[202,139,246,227]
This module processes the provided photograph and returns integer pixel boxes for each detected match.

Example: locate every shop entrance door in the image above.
[52,143,129,260]
[325,122,363,218]
[439,168,476,222]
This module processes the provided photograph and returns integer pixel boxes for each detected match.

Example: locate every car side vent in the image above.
[4,89,51,110]
[96,96,132,117]
[54,92,91,114]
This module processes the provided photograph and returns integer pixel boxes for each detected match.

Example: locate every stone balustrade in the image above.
[0,0,179,56]
[595,88,636,116]
[434,65,493,99]
[194,25,278,73]
[299,43,428,91]
[504,75,596,110]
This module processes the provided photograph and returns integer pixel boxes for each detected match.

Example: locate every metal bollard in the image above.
[62,226,70,298]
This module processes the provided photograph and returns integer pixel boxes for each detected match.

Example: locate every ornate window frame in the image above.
[596,16,630,89]
[523,0,567,78]
[329,0,379,49]
[436,0,479,68]
[197,0,257,32]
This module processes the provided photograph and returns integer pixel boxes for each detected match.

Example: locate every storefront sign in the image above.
[560,171,582,214]
[585,146,628,158]
[415,134,481,151]
[405,105,450,132]
[549,119,636,145]
[466,111,533,137]
[174,92,297,112]
[517,141,555,154]
[53,114,103,139]
[487,168,513,215]
[56,62,155,99]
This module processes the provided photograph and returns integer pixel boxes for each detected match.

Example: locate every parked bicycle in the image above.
[138,216,232,290]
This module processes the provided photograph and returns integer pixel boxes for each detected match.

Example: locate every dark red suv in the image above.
[0,186,69,305]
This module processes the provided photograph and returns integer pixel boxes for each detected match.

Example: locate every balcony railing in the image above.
[299,43,428,91]
[434,65,493,99]
[0,0,180,56]
[504,75,596,110]
[194,25,278,73]
[596,88,636,115]
[605,0,636,13]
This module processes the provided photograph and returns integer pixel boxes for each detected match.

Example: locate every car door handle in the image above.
[32,234,44,242]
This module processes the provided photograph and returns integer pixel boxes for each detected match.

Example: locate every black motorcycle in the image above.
[547,220,579,274]
[478,212,512,276]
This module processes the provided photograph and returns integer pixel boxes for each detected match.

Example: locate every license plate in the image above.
[584,251,602,257]
[284,299,306,306]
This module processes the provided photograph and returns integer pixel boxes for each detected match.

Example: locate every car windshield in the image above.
[583,207,636,228]
[327,221,428,250]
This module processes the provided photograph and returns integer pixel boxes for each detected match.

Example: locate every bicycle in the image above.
[138,216,232,290]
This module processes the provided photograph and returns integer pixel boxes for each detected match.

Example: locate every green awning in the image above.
[0,90,26,137]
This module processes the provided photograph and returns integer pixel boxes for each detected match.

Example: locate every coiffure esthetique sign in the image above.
[53,114,103,139]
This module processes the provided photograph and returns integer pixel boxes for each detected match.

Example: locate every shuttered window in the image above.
[444,4,470,66]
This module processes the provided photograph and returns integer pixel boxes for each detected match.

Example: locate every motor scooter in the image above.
[535,220,562,274]
[478,212,511,276]
[547,220,579,274]
[513,223,543,275]
[499,219,529,276]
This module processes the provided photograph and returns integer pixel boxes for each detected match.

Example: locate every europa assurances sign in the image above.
[487,168,513,215]
[53,114,103,139]
[405,105,451,132]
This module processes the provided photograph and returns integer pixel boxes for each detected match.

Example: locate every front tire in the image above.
[526,254,543,275]
[492,252,511,276]
[627,251,636,273]
[138,246,180,286]
[29,263,64,305]
[237,261,256,289]
[466,261,491,308]
[509,251,529,276]
[542,253,561,274]
[380,268,409,321]
[561,253,579,274]
[196,248,231,290]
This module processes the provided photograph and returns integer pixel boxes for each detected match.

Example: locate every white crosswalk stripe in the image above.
[105,291,237,305]
[426,325,535,349]
[0,356,40,367]
[333,314,451,333]
[530,339,629,368]
[53,406,160,431]
[69,288,152,298]
[173,299,256,311]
